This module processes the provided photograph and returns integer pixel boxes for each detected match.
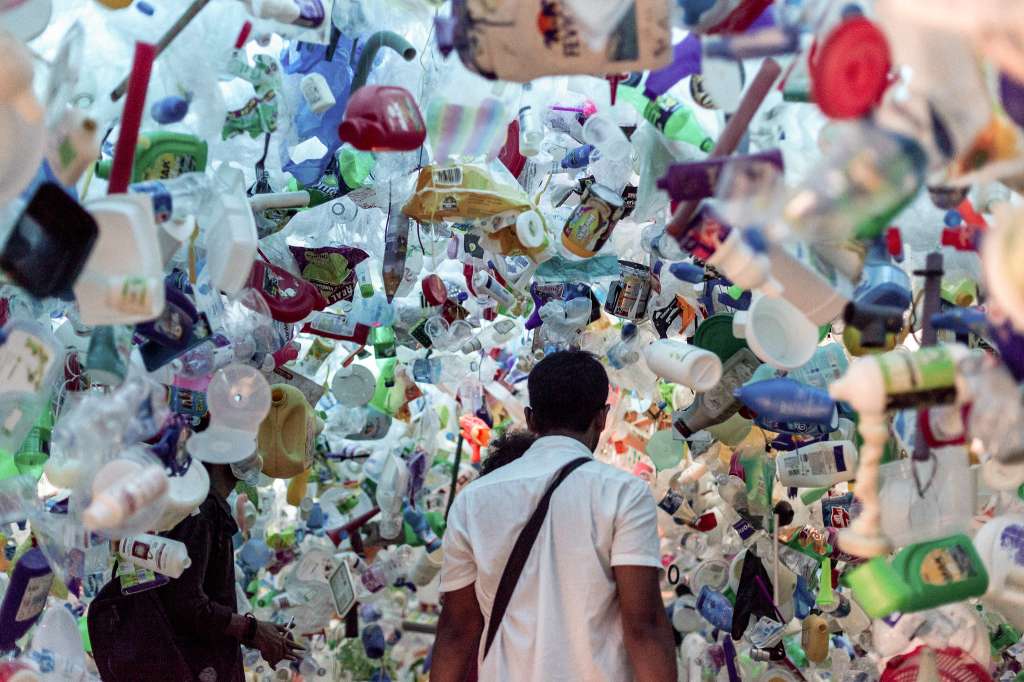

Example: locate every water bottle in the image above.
[130,172,214,224]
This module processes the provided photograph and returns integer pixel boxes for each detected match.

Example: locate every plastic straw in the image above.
[107,42,156,195]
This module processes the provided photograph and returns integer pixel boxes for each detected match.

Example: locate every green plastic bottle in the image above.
[844,534,988,618]
[95,132,208,183]
[617,84,714,152]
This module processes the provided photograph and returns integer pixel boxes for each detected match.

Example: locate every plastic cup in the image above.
[732,295,817,370]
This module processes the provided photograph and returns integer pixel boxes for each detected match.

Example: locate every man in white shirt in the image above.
[431,351,677,681]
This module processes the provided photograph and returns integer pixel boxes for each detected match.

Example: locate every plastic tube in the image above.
[350,31,417,94]
[108,42,156,194]
[249,190,311,212]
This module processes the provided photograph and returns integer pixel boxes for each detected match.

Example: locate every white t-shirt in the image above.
[439,435,661,682]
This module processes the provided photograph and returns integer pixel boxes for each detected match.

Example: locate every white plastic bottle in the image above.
[776,440,858,488]
[84,464,169,531]
[642,339,722,392]
[118,534,192,579]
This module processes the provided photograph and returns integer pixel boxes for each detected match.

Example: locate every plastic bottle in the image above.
[783,343,849,391]
[674,348,761,437]
[617,83,714,151]
[818,590,872,637]
[735,379,839,428]
[779,122,926,244]
[375,454,409,541]
[829,344,974,415]
[776,440,858,488]
[360,546,413,594]
[83,464,169,531]
[460,319,518,354]
[0,549,53,651]
[845,534,989,617]
[130,172,214,224]
[643,339,723,392]
[118,534,192,579]
[696,585,734,631]
[95,132,208,183]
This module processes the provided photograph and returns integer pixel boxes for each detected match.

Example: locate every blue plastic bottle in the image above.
[735,378,839,428]
[0,548,54,650]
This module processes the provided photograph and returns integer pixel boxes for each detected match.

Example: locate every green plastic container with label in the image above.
[95,132,208,183]
[844,534,988,618]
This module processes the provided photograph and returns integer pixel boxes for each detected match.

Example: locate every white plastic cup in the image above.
[732,294,817,370]
[582,112,632,162]
[642,339,722,392]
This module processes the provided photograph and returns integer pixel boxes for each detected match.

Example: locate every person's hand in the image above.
[252,620,305,668]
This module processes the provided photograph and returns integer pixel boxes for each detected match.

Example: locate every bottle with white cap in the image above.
[642,339,723,392]
[118,534,192,579]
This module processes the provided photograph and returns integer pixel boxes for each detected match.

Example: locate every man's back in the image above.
[440,435,661,681]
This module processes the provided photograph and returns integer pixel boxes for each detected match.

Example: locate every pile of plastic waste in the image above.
[2,0,1024,680]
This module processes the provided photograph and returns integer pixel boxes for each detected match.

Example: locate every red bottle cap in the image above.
[421,274,448,306]
[811,17,891,119]
[693,512,718,532]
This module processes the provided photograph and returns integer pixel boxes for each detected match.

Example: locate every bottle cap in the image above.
[811,17,891,119]
[421,274,448,306]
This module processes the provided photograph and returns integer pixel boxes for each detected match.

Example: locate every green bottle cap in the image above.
[692,313,749,362]
[844,557,907,618]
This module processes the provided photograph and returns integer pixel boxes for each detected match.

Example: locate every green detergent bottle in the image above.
[844,534,988,618]
[95,132,208,183]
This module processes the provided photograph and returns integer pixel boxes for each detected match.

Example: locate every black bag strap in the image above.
[483,456,591,659]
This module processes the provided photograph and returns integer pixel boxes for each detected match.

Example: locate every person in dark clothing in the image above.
[157,462,304,681]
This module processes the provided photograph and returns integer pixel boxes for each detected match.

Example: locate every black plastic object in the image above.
[0,183,99,298]
[843,301,904,348]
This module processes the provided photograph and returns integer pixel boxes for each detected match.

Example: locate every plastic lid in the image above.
[187,427,257,464]
[692,313,749,362]
[811,17,891,119]
[207,364,273,432]
[331,365,376,407]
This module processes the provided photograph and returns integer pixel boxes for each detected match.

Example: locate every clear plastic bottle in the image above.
[359,546,414,594]
[130,172,215,223]
[460,319,519,353]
